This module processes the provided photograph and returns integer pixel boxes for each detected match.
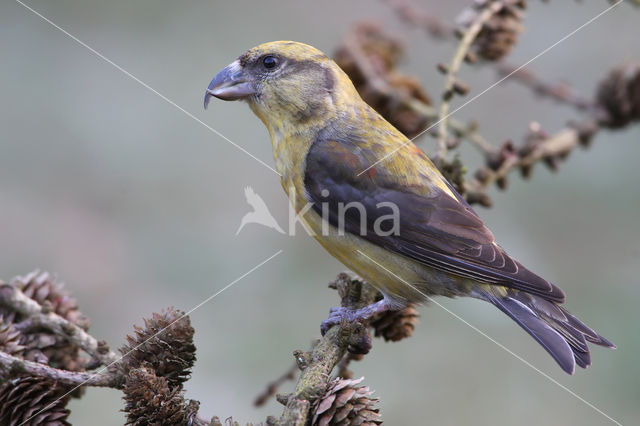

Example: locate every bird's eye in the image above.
[262,55,278,70]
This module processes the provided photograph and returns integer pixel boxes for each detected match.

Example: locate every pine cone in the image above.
[335,22,432,138]
[119,308,196,388]
[123,366,199,426]
[630,71,640,120]
[334,22,404,81]
[2,271,88,372]
[460,0,525,61]
[0,377,71,426]
[18,334,85,372]
[596,62,640,129]
[9,270,88,328]
[370,305,419,342]
[382,74,433,138]
[0,316,24,356]
[312,377,382,426]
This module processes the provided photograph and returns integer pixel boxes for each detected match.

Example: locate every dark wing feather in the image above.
[304,136,565,303]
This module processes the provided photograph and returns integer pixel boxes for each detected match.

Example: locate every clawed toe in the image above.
[320,319,334,336]
[320,299,393,336]
[321,306,354,335]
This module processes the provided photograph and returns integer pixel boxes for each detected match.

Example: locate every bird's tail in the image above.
[472,287,615,374]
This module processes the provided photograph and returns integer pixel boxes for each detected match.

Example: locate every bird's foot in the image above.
[320,307,357,336]
[320,298,392,336]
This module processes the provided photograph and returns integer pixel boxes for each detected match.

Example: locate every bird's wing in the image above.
[304,136,565,303]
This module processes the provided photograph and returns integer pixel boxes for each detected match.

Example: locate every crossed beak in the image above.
[204,60,255,109]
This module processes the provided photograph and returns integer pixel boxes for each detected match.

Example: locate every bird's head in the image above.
[205,41,359,131]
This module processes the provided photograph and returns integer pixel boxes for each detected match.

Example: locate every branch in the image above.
[254,362,297,407]
[384,0,458,40]
[464,120,600,206]
[0,351,117,387]
[1,271,395,425]
[495,63,596,111]
[0,282,118,367]
[461,59,639,205]
[341,14,638,207]
[406,97,496,153]
[436,1,504,161]
[273,274,379,424]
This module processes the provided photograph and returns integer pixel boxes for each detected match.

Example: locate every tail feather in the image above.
[563,308,615,347]
[473,288,614,374]
[488,293,576,374]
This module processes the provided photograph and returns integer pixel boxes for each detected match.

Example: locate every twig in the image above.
[0,283,118,366]
[384,0,458,40]
[496,63,596,111]
[464,120,599,205]
[0,351,118,387]
[437,1,504,161]
[254,362,297,407]
[446,117,497,154]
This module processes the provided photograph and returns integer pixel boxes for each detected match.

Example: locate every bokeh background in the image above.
[1,1,639,424]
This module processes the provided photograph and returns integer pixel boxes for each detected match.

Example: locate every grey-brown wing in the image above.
[304,137,565,303]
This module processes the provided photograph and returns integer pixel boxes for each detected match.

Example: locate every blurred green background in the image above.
[1,1,639,424]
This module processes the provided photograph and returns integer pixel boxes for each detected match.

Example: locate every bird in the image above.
[236,186,285,235]
[204,41,614,374]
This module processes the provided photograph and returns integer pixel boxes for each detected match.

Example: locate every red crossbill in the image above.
[204,41,614,374]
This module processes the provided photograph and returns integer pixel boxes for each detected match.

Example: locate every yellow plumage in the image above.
[243,42,463,304]
[205,41,614,374]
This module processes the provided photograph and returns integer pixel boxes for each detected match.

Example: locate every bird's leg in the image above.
[320,298,393,336]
